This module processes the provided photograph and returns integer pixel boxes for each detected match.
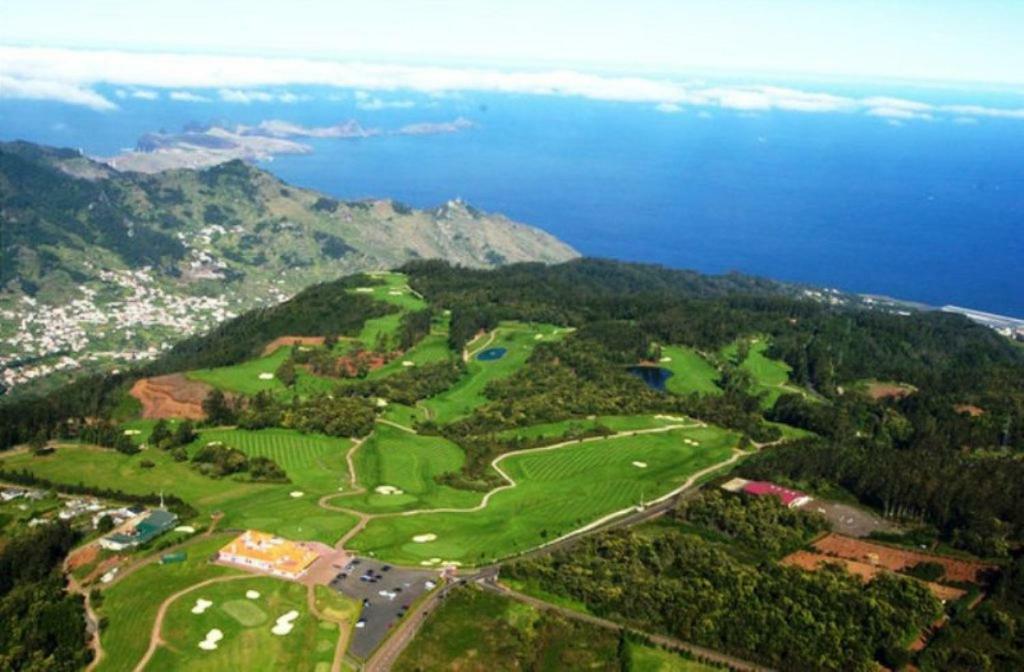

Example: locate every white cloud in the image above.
[356,96,416,110]
[2,46,1024,123]
[169,90,209,102]
[655,102,682,113]
[0,74,116,111]
[131,89,158,100]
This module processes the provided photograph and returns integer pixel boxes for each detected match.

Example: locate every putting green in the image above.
[348,425,738,565]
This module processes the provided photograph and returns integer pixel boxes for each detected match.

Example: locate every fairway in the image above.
[3,431,358,544]
[495,414,694,442]
[348,425,738,565]
[659,345,722,396]
[346,424,481,513]
[145,576,335,672]
[188,347,290,396]
[721,337,810,408]
[421,322,567,423]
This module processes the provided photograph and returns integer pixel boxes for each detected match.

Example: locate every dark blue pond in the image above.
[629,366,674,391]
[477,347,508,361]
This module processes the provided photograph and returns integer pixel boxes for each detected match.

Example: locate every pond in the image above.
[628,365,674,391]
[476,347,508,361]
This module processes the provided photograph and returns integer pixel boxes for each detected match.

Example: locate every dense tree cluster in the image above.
[190,443,287,481]
[342,361,465,406]
[236,392,376,438]
[673,490,828,558]
[0,522,90,672]
[507,528,939,672]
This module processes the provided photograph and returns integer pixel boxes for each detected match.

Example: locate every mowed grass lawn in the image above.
[659,345,722,396]
[345,424,481,513]
[188,347,290,396]
[421,322,567,423]
[145,576,335,672]
[721,337,809,409]
[3,429,358,544]
[95,535,242,672]
[349,425,738,566]
[628,642,721,672]
[495,414,698,442]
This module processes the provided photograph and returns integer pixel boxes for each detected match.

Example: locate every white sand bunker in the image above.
[683,438,701,446]
[198,628,223,650]
[245,590,261,600]
[258,372,275,380]
[632,461,648,468]
[419,557,443,566]
[123,429,141,436]
[402,360,415,367]
[660,356,672,362]
[355,287,374,293]
[272,610,300,636]
[655,414,686,422]
[412,533,437,543]
[191,598,213,615]
[174,525,196,533]
[534,334,543,340]
[290,491,305,498]
[388,290,403,295]
[375,485,404,495]
[376,398,388,407]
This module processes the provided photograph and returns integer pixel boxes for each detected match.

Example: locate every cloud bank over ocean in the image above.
[2,46,1022,125]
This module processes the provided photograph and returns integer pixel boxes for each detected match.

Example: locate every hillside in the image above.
[0,140,577,395]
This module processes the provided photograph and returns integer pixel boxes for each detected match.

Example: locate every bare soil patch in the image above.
[865,381,916,400]
[954,404,985,417]
[262,336,326,357]
[67,544,99,571]
[812,533,994,584]
[130,374,210,420]
[782,550,965,602]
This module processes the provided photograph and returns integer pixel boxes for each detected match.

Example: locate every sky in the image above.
[3,0,1024,85]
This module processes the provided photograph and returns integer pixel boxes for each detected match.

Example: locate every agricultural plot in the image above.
[346,424,481,513]
[659,345,722,396]
[145,576,334,672]
[348,425,738,565]
[421,322,567,423]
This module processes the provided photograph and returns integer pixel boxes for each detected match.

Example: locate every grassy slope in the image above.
[393,586,619,672]
[421,322,566,423]
[349,426,738,565]
[721,337,810,409]
[145,576,334,672]
[629,642,722,672]
[660,345,723,396]
[346,424,480,513]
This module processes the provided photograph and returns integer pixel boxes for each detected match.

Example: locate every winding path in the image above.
[132,574,253,672]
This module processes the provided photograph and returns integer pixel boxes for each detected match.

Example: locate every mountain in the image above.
[0,140,577,395]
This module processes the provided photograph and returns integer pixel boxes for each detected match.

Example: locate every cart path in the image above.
[133,574,252,672]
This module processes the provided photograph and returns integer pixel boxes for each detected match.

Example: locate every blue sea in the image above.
[2,81,1022,316]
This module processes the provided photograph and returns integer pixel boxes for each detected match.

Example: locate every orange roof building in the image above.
[218,530,320,579]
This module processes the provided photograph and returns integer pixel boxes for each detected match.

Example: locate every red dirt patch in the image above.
[865,382,916,400]
[67,544,99,571]
[782,550,965,602]
[812,533,994,584]
[261,336,326,357]
[954,404,985,417]
[130,374,210,420]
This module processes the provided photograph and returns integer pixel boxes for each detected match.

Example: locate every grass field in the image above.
[721,337,810,409]
[659,345,722,396]
[349,272,428,347]
[345,424,481,513]
[495,414,696,442]
[394,586,620,672]
[421,322,567,423]
[349,425,738,565]
[188,347,290,396]
[145,576,335,672]
[95,535,241,672]
[3,429,358,544]
[628,642,721,671]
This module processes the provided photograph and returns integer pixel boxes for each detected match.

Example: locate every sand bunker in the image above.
[632,461,648,468]
[246,590,261,600]
[355,287,374,293]
[191,598,213,615]
[376,398,388,407]
[388,290,403,296]
[402,360,415,367]
[198,628,224,650]
[660,356,672,362]
[655,414,686,422]
[258,372,275,380]
[412,533,437,543]
[175,525,196,534]
[123,429,141,436]
[683,439,701,446]
[375,485,404,495]
[534,334,543,340]
[272,610,300,636]
[289,491,305,498]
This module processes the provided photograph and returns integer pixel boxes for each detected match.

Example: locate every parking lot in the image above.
[326,557,439,659]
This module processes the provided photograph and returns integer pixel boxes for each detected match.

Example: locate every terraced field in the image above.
[348,425,738,566]
[421,322,568,423]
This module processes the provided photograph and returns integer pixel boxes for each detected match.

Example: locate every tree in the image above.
[96,515,115,533]
[202,390,236,426]
[275,358,296,387]
[149,419,171,448]
[172,420,197,447]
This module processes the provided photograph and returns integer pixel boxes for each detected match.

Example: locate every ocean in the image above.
[2,81,1022,316]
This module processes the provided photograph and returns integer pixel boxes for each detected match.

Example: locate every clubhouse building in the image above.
[218,530,320,580]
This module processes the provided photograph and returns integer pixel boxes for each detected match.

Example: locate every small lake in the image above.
[628,366,674,391]
[477,347,508,361]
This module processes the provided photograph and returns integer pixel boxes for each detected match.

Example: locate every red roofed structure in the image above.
[742,481,811,508]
